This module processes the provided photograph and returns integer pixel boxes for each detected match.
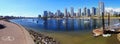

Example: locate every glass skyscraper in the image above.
[64,8,68,17]
[83,7,87,16]
[98,2,105,16]
[43,11,48,17]
[78,8,81,17]
[70,7,74,17]
[92,7,97,16]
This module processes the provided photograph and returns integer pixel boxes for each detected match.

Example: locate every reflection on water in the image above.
[10,18,120,32]
[12,19,92,31]
[10,18,120,44]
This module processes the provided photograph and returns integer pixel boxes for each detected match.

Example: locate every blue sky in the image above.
[0,0,120,17]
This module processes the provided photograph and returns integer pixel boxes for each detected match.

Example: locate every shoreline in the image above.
[27,29,60,44]
[7,19,118,43]
[9,20,60,44]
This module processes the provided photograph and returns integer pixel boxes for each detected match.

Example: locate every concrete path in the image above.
[0,20,34,44]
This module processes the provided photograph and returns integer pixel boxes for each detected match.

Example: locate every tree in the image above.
[38,14,41,18]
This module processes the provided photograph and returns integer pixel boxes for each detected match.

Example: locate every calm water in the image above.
[10,18,120,44]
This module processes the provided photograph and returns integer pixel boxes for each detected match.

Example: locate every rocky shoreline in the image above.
[28,30,60,44]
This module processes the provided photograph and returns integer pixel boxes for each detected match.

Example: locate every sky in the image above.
[0,0,120,17]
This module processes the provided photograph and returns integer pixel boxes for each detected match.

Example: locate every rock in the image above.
[28,30,60,44]
[117,31,120,42]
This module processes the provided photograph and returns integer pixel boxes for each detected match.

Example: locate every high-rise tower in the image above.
[64,8,68,17]
[78,8,81,17]
[57,10,61,17]
[92,7,97,16]
[70,7,74,17]
[83,7,87,16]
[43,11,48,17]
[98,1,105,16]
[87,9,91,16]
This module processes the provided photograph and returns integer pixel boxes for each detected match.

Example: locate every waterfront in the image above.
[10,18,120,44]
[0,20,34,44]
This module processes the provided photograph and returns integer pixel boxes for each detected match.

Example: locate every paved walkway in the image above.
[0,20,34,44]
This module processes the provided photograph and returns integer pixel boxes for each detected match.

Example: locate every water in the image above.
[10,18,120,44]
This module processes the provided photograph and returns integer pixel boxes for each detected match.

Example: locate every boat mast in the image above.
[99,0,106,34]
[108,13,110,27]
[102,12,105,34]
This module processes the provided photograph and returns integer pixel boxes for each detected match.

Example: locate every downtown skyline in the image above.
[0,0,120,17]
[42,1,104,18]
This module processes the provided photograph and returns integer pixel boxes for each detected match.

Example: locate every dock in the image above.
[93,23,120,36]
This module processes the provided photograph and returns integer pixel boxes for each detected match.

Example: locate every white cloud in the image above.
[105,7,120,12]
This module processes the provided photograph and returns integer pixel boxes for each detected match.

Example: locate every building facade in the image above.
[78,8,81,17]
[92,7,97,16]
[70,7,74,17]
[83,7,87,16]
[43,11,48,17]
[64,8,68,17]
[98,2,105,16]
[87,9,91,16]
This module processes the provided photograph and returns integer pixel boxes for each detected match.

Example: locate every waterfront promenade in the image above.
[0,20,34,44]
